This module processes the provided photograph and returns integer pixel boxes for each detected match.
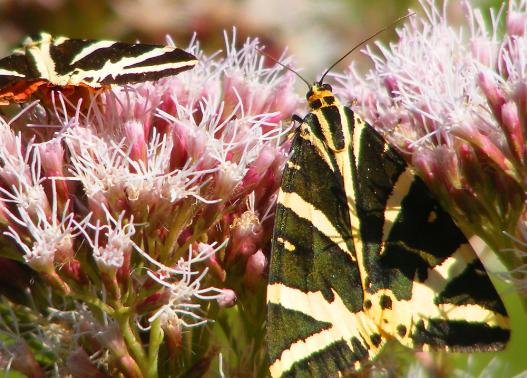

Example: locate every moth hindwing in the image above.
[266,82,510,377]
[0,32,198,104]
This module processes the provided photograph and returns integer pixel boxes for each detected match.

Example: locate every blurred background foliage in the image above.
[0,0,526,376]
[0,0,501,77]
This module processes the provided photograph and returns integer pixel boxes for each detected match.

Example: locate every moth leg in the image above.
[292,114,303,123]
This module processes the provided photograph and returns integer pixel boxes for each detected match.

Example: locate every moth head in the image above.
[306,83,336,110]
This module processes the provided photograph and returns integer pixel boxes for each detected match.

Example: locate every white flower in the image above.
[0,136,49,216]
[79,207,135,272]
[146,241,227,329]
[3,180,82,273]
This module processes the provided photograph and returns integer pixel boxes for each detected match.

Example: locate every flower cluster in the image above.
[335,0,527,287]
[0,32,299,376]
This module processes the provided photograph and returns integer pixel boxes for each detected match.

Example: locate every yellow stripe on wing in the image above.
[267,283,384,377]
[278,189,355,261]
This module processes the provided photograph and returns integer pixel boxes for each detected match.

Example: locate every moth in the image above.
[266,80,510,376]
[0,32,198,105]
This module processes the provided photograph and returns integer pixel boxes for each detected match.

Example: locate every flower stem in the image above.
[115,307,148,375]
[147,317,164,378]
[71,292,114,315]
[161,202,194,260]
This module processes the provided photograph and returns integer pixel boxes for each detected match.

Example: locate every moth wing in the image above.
[49,37,198,87]
[0,33,198,104]
[267,113,385,378]
[351,117,510,352]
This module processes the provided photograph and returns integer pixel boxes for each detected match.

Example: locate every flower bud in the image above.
[507,11,527,36]
[123,119,147,163]
[170,126,189,170]
[217,288,237,307]
[38,141,70,208]
[95,324,142,378]
[135,288,171,315]
[240,146,277,192]
[244,249,267,289]
[205,246,227,281]
[160,313,183,352]
[66,347,106,378]
[478,71,506,123]
[3,340,44,378]
[383,76,400,98]
[87,191,110,223]
[452,123,514,179]
[470,38,496,67]
[501,101,526,164]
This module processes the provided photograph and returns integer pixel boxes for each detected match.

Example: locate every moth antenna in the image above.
[318,11,415,84]
[257,48,311,89]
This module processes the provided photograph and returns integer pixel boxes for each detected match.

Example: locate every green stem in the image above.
[71,293,114,315]
[146,317,164,378]
[115,307,148,374]
[161,202,194,260]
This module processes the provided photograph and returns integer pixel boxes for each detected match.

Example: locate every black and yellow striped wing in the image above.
[0,33,197,104]
[267,84,510,377]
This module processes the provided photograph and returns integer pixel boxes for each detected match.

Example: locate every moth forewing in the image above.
[0,32,198,105]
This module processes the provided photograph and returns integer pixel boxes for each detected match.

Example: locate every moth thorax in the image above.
[306,83,347,152]
[322,126,346,152]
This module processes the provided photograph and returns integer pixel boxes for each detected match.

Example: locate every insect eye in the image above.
[322,83,332,92]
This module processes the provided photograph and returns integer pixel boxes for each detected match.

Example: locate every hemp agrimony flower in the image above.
[0,31,299,377]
